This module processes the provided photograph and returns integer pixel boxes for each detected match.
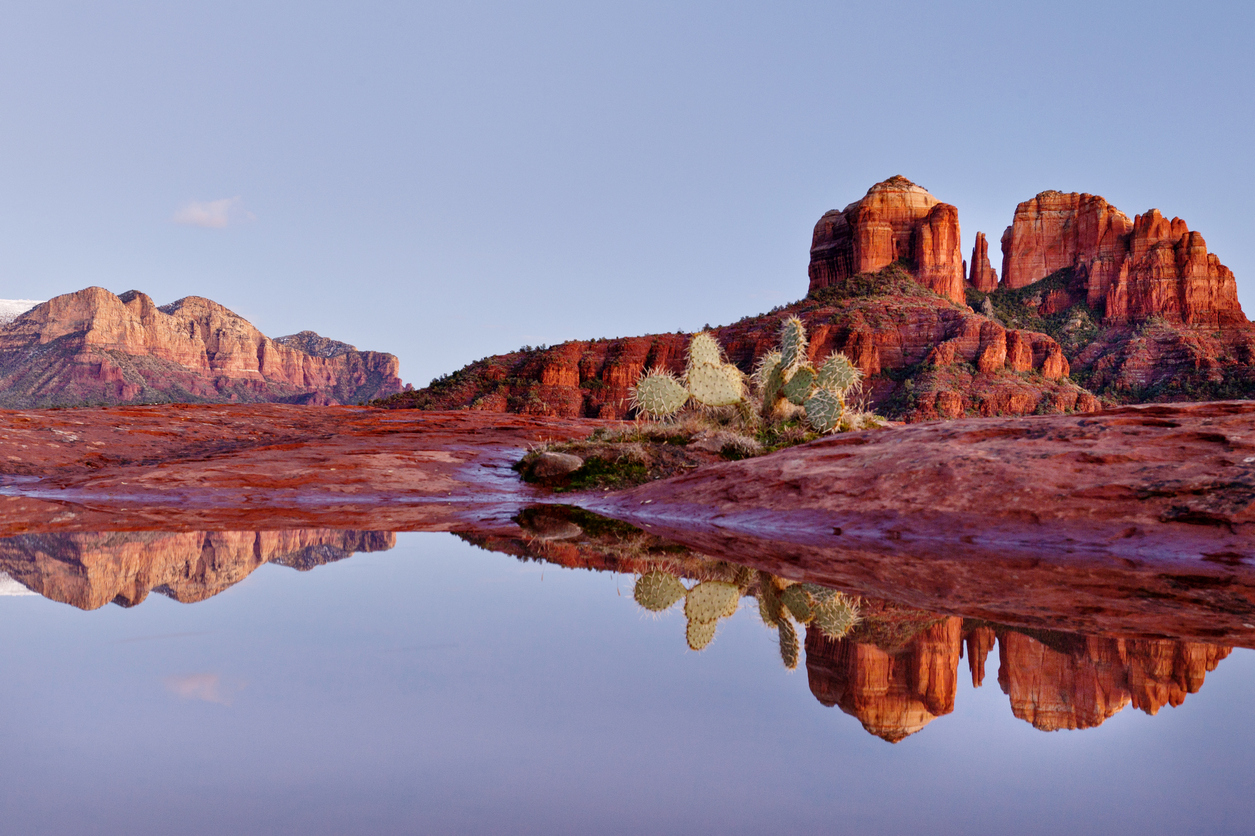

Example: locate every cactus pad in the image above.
[812,594,859,640]
[686,618,717,651]
[804,387,845,433]
[685,581,740,622]
[757,579,783,627]
[778,618,799,669]
[631,370,689,418]
[781,365,816,405]
[779,316,808,370]
[753,351,783,391]
[687,363,742,407]
[817,351,863,394]
[687,331,723,370]
[634,570,686,612]
[780,584,814,623]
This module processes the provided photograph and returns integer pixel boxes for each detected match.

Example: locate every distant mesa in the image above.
[0,287,404,407]
[0,529,396,610]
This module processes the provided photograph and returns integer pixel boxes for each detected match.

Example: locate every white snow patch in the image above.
[0,571,35,596]
[0,299,42,326]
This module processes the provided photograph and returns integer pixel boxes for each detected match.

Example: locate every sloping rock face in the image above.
[384,264,1090,422]
[998,191,1244,327]
[808,176,966,304]
[968,232,998,292]
[0,287,403,407]
[0,529,395,610]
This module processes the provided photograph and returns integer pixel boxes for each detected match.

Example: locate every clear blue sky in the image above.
[0,1,1250,387]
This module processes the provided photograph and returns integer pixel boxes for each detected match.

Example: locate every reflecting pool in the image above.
[1,518,1253,834]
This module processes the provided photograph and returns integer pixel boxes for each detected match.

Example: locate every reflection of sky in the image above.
[0,532,1251,835]
[0,571,34,596]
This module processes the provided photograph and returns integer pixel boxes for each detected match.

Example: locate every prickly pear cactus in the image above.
[778,617,799,669]
[753,351,783,391]
[757,576,784,627]
[780,584,813,623]
[781,365,816,406]
[687,617,717,651]
[634,570,686,612]
[804,387,845,433]
[687,363,742,407]
[685,581,740,621]
[687,331,723,370]
[812,593,860,640]
[631,369,689,418]
[780,316,808,370]
[816,351,862,394]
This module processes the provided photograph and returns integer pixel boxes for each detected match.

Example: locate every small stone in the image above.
[525,451,584,482]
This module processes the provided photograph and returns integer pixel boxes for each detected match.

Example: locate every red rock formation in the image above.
[806,617,964,742]
[0,529,395,610]
[809,176,966,304]
[387,272,1087,422]
[967,232,998,292]
[999,192,1245,327]
[0,287,404,407]
[996,631,1230,731]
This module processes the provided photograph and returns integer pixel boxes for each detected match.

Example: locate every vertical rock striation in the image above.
[999,191,1244,327]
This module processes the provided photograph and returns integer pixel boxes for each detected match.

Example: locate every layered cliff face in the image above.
[0,529,396,610]
[808,176,966,304]
[386,262,1091,422]
[0,287,404,407]
[971,190,1255,401]
[995,191,1244,327]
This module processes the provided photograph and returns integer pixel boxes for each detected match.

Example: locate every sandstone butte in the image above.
[0,286,405,407]
[979,190,1255,400]
[807,175,966,304]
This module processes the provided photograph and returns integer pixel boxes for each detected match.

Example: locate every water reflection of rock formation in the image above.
[806,605,1231,740]
[0,530,395,610]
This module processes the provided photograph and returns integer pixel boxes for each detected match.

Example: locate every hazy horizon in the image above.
[1,1,1250,388]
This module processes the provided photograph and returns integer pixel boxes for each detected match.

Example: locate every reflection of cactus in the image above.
[685,581,740,621]
[630,370,689,418]
[780,584,813,623]
[687,617,717,651]
[812,593,860,640]
[630,565,858,666]
[635,570,686,612]
[778,617,799,669]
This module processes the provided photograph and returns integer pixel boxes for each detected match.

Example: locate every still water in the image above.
[1,525,1253,835]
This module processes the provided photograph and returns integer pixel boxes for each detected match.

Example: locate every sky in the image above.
[0,1,1251,388]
